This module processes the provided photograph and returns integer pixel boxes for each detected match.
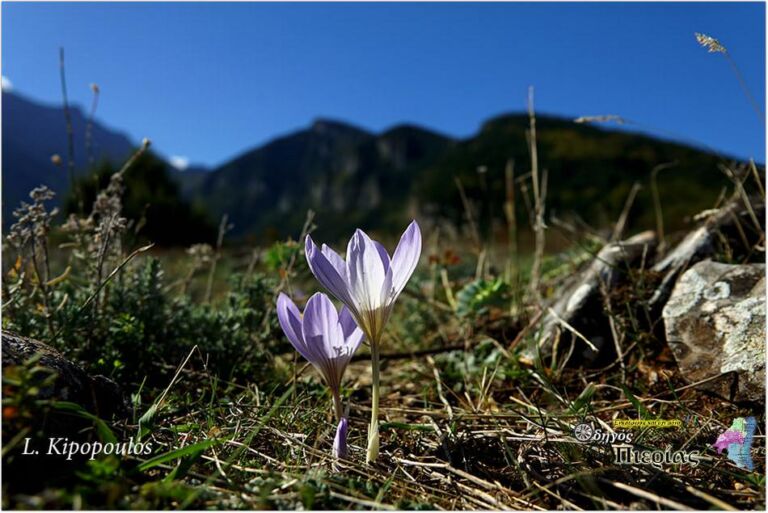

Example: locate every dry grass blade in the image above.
[749,159,765,199]
[426,355,454,419]
[532,481,583,510]
[58,47,77,204]
[504,159,519,283]
[720,165,764,239]
[454,176,483,254]
[205,214,231,304]
[684,485,738,510]
[527,86,546,301]
[154,345,200,409]
[606,480,694,510]
[546,307,599,353]
[650,161,678,248]
[611,182,641,242]
[328,491,397,510]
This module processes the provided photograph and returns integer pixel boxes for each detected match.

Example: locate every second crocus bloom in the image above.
[276,292,364,422]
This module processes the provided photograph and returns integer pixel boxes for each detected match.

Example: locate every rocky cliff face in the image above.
[196,119,453,240]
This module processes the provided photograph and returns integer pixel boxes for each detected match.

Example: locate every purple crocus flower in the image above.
[276,291,364,421]
[304,221,422,463]
[304,220,421,343]
[333,417,349,460]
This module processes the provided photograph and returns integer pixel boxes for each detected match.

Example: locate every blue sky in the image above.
[2,2,765,168]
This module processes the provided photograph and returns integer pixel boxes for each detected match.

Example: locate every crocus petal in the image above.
[379,265,395,312]
[345,328,365,358]
[373,241,392,273]
[339,306,365,355]
[333,417,349,459]
[276,293,313,362]
[306,236,355,307]
[347,229,387,313]
[302,292,345,389]
[390,220,422,297]
[321,243,348,278]
[302,292,342,356]
[339,305,360,340]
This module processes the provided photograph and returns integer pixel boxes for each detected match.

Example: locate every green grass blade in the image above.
[137,438,221,472]
[51,401,118,444]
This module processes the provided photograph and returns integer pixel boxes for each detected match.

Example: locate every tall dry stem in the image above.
[695,32,764,123]
[205,214,231,304]
[724,53,765,124]
[749,159,765,199]
[527,87,546,300]
[59,48,79,212]
[650,161,678,251]
[454,177,483,258]
[503,159,518,283]
[85,83,100,167]
[611,182,642,243]
[719,164,765,242]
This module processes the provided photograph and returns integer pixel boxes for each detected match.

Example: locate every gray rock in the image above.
[2,330,127,418]
[650,194,764,307]
[662,261,765,402]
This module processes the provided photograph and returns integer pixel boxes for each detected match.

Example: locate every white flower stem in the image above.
[332,388,343,422]
[366,337,381,463]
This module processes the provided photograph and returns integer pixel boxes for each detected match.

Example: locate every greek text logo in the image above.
[572,423,634,445]
[613,445,702,469]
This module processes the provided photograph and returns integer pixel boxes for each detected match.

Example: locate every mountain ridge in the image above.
[1,90,211,224]
[2,90,136,218]
[3,90,740,244]
[195,112,735,241]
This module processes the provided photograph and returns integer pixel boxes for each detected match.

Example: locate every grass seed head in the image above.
[695,32,727,53]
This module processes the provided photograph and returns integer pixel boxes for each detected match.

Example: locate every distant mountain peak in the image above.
[310,118,370,137]
[478,111,592,134]
[381,123,453,141]
[2,90,136,221]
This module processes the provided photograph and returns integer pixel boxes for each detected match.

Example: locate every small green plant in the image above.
[455,278,512,318]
